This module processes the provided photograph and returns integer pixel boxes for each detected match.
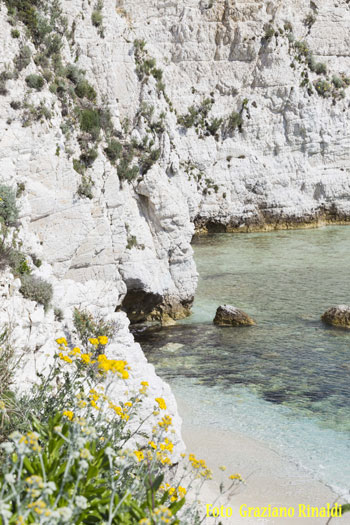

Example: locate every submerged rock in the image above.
[213,305,256,326]
[321,305,350,328]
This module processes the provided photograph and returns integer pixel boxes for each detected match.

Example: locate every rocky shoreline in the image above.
[1,0,350,460]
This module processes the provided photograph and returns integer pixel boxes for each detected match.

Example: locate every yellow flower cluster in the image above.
[89,336,108,346]
[134,450,144,462]
[109,401,131,420]
[159,437,173,453]
[58,352,72,364]
[151,505,172,524]
[55,337,67,346]
[25,475,44,498]
[156,451,171,466]
[63,410,74,421]
[28,499,51,516]
[157,415,172,430]
[97,354,129,378]
[80,353,92,364]
[160,483,187,502]
[76,392,87,409]
[189,453,212,479]
[20,432,41,453]
[70,347,81,355]
[229,473,243,481]
[139,381,149,394]
[155,397,167,410]
[26,475,44,487]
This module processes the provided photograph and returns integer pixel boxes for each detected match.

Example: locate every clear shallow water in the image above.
[137,227,350,495]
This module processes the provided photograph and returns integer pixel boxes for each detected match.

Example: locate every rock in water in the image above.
[213,305,256,326]
[321,305,350,328]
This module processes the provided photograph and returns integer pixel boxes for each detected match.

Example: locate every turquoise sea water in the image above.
[137,226,350,496]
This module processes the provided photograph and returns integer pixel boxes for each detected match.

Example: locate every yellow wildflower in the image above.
[178,486,187,498]
[89,338,99,345]
[58,353,72,364]
[148,441,157,449]
[229,473,242,481]
[56,337,67,346]
[63,410,74,421]
[70,347,81,355]
[160,438,173,453]
[80,353,91,364]
[155,397,167,410]
[158,415,172,430]
[139,381,149,394]
[98,336,108,345]
[134,450,144,462]
[23,432,42,453]
[97,354,129,378]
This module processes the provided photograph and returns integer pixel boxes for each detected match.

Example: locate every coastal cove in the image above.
[136,226,350,503]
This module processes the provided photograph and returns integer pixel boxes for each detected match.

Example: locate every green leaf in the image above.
[22,457,35,475]
[339,504,350,514]
[170,497,185,514]
[148,473,164,493]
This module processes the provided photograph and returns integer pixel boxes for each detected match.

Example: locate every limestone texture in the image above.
[213,305,256,326]
[1,0,350,452]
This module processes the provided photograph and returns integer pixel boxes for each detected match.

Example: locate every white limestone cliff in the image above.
[1,0,350,450]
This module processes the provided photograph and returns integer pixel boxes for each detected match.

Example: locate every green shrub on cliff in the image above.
[0,188,17,229]
[105,139,122,162]
[73,307,117,348]
[79,108,101,137]
[25,73,45,90]
[19,274,53,310]
[14,45,31,71]
[315,79,332,97]
[75,79,97,101]
[0,184,19,226]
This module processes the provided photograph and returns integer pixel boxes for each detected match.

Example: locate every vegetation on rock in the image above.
[0,331,243,523]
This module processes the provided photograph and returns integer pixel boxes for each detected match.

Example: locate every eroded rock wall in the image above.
[2,0,350,321]
[1,0,350,449]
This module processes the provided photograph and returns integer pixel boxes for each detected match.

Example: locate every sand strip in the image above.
[176,396,348,525]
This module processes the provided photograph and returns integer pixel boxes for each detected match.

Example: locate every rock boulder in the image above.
[213,305,256,327]
[321,305,350,328]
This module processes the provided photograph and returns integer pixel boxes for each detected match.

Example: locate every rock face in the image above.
[0,269,184,455]
[213,305,256,326]
[321,306,350,328]
[1,0,350,454]
[1,0,350,326]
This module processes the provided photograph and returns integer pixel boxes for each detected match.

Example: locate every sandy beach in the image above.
[176,396,348,525]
